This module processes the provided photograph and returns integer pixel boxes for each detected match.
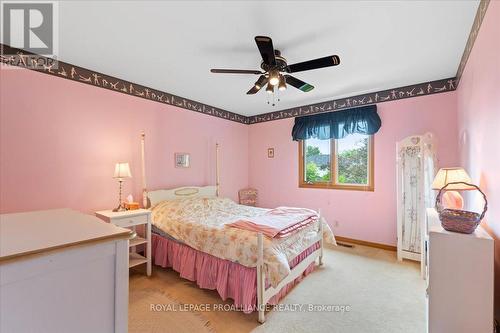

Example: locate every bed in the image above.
[140,134,335,323]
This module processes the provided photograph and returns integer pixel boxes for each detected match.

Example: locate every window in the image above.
[298,133,374,191]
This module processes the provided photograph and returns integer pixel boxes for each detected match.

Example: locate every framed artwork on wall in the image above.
[175,153,190,168]
[268,148,274,158]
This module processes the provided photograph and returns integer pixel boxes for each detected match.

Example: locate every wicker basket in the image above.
[435,181,487,234]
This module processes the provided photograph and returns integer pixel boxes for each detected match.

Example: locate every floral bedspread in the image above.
[151,196,335,287]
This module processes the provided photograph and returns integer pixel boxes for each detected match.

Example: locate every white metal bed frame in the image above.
[140,131,324,323]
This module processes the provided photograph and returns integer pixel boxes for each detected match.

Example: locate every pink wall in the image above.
[249,92,459,246]
[0,57,460,248]
[456,1,500,318]
[0,67,249,214]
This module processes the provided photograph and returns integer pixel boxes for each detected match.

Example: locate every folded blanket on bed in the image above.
[227,207,318,238]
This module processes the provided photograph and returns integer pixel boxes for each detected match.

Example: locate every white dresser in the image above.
[0,209,133,333]
[425,208,494,333]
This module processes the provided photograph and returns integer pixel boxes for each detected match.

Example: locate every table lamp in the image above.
[432,167,475,209]
[113,162,132,212]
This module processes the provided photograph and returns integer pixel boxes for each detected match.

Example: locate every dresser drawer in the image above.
[112,214,148,228]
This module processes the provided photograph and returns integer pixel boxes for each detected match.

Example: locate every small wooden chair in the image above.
[238,188,258,206]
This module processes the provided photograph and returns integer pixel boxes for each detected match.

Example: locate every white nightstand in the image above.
[95,209,152,276]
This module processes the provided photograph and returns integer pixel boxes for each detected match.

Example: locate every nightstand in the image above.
[95,209,152,276]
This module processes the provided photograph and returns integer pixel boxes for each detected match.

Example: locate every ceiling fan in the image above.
[210,36,340,95]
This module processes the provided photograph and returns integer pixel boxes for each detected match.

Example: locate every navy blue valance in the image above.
[292,105,381,141]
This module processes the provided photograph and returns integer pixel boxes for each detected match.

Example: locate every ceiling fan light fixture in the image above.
[268,70,280,86]
[212,36,338,99]
[269,77,279,86]
[266,83,274,94]
[278,75,287,91]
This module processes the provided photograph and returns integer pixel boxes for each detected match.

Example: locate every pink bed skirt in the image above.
[152,233,319,313]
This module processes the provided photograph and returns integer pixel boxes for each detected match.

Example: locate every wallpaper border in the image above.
[455,0,490,85]
[247,78,456,124]
[0,43,249,124]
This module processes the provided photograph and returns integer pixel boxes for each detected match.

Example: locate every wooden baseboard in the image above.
[335,236,397,252]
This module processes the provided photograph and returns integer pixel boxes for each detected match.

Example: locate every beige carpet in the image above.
[129,288,213,333]
[130,243,425,333]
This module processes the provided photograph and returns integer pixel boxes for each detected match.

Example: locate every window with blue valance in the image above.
[291,105,381,141]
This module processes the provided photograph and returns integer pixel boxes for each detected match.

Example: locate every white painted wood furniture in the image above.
[396,133,436,271]
[96,208,152,276]
[0,208,132,333]
[425,208,493,333]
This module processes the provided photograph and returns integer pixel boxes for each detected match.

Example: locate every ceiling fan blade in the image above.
[247,75,268,94]
[211,69,262,74]
[246,86,260,95]
[284,75,314,92]
[255,36,276,66]
[287,55,340,73]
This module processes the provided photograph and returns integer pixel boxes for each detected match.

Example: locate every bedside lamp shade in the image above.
[113,162,131,179]
[432,167,474,190]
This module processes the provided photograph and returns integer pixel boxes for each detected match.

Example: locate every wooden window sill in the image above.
[298,183,374,192]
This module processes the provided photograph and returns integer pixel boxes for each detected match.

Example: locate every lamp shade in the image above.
[432,167,474,190]
[113,162,132,179]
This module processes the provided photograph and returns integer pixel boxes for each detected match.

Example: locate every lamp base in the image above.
[112,204,127,212]
[442,190,464,210]
[113,179,127,212]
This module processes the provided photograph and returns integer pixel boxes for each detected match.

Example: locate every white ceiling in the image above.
[52,1,478,116]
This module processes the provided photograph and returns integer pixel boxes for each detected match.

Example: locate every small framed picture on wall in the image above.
[175,153,190,168]
[267,148,274,158]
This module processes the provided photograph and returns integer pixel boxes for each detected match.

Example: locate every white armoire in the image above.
[396,133,437,269]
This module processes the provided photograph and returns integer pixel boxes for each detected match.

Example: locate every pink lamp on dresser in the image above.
[432,167,475,209]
